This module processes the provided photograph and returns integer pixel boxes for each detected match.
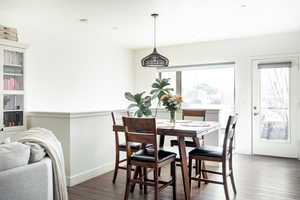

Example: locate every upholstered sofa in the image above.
[0,141,53,200]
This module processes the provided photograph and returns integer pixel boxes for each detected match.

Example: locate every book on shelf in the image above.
[0,25,18,41]
[4,77,21,90]
[0,31,17,37]
[0,34,18,42]
[3,94,23,111]
[4,66,23,74]
[0,25,17,33]
[4,51,23,66]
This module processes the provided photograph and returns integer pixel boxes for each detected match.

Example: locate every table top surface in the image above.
[113,119,220,137]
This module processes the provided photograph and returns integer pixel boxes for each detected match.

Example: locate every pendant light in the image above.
[141,13,169,67]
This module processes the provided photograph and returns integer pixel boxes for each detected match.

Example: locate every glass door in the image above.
[252,58,299,158]
[260,67,289,141]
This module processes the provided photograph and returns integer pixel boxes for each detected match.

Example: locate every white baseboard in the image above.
[67,162,114,187]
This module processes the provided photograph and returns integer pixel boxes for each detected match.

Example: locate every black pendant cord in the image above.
[141,13,169,67]
[154,14,156,49]
[151,13,159,51]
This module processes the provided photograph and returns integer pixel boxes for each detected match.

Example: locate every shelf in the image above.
[4,110,23,112]
[4,125,24,129]
[3,90,24,95]
[4,73,23,76]
[3,64,23,68]
[0,39,28,49]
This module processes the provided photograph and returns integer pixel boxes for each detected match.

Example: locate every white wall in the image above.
[0,2,135,112]
[69,112,115,186]
[27,111,117,186]
[133,31,300,155]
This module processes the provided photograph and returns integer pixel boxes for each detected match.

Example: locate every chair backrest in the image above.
[111,111,130,148]
[122,117,158,161]
[111,111,130,125]
[182,109,206,121]
[222,115,238,157]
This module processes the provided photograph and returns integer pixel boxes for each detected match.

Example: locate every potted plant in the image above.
[161,93,183,124]
[124,78,175,118]
[124,91,152,117]
[150,78,174,117]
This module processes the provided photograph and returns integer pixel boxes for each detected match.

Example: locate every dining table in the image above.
[113,119,220,200]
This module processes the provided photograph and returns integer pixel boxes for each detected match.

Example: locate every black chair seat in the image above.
[131,149,176,163]
[189,146,223,158]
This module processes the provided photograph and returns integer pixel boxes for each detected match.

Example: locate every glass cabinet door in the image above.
[2,49,24,127]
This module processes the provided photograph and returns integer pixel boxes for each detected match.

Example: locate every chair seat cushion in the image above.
[189,146,223,158]
[131,149,176,163]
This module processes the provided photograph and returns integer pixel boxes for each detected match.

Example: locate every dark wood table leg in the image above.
[158,135,165,176]
[192,137,208,181]
[178,136,191,200]
[192,136,200,147]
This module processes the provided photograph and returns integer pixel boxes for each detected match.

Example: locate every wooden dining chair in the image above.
[188,115,238,200]
[123,117,177,200]
[111,111,144,184]
[170,109,206,147]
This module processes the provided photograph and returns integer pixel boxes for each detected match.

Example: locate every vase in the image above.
[170,110,176,124]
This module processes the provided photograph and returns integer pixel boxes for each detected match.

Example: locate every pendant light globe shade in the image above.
[141,13,169,67]
[141,48,169,67]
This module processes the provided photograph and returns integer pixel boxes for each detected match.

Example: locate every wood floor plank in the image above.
[68,154,300,200]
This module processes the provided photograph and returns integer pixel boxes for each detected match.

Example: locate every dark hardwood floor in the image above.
[68,154,300,200]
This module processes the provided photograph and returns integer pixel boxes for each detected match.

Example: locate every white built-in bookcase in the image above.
[0,39,28,132]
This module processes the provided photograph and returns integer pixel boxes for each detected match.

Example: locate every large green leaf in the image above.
[125,92,136,102]
[151,83,161,89]
[159,78,171,87]
[134,91,146,104]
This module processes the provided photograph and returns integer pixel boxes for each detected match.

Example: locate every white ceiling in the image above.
[1,0,300,49]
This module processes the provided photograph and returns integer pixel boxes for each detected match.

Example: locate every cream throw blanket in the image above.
[19,128,68,200]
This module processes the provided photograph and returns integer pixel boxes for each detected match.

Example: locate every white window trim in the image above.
[158,61,236,101]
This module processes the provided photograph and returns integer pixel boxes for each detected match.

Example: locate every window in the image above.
[159,63,235,126]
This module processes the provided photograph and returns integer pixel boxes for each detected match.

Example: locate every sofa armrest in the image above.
[0,158,53,200]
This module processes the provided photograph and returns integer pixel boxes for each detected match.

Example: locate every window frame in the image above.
[158,62,236,112]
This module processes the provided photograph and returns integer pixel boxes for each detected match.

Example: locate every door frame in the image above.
[251,54,300,158]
